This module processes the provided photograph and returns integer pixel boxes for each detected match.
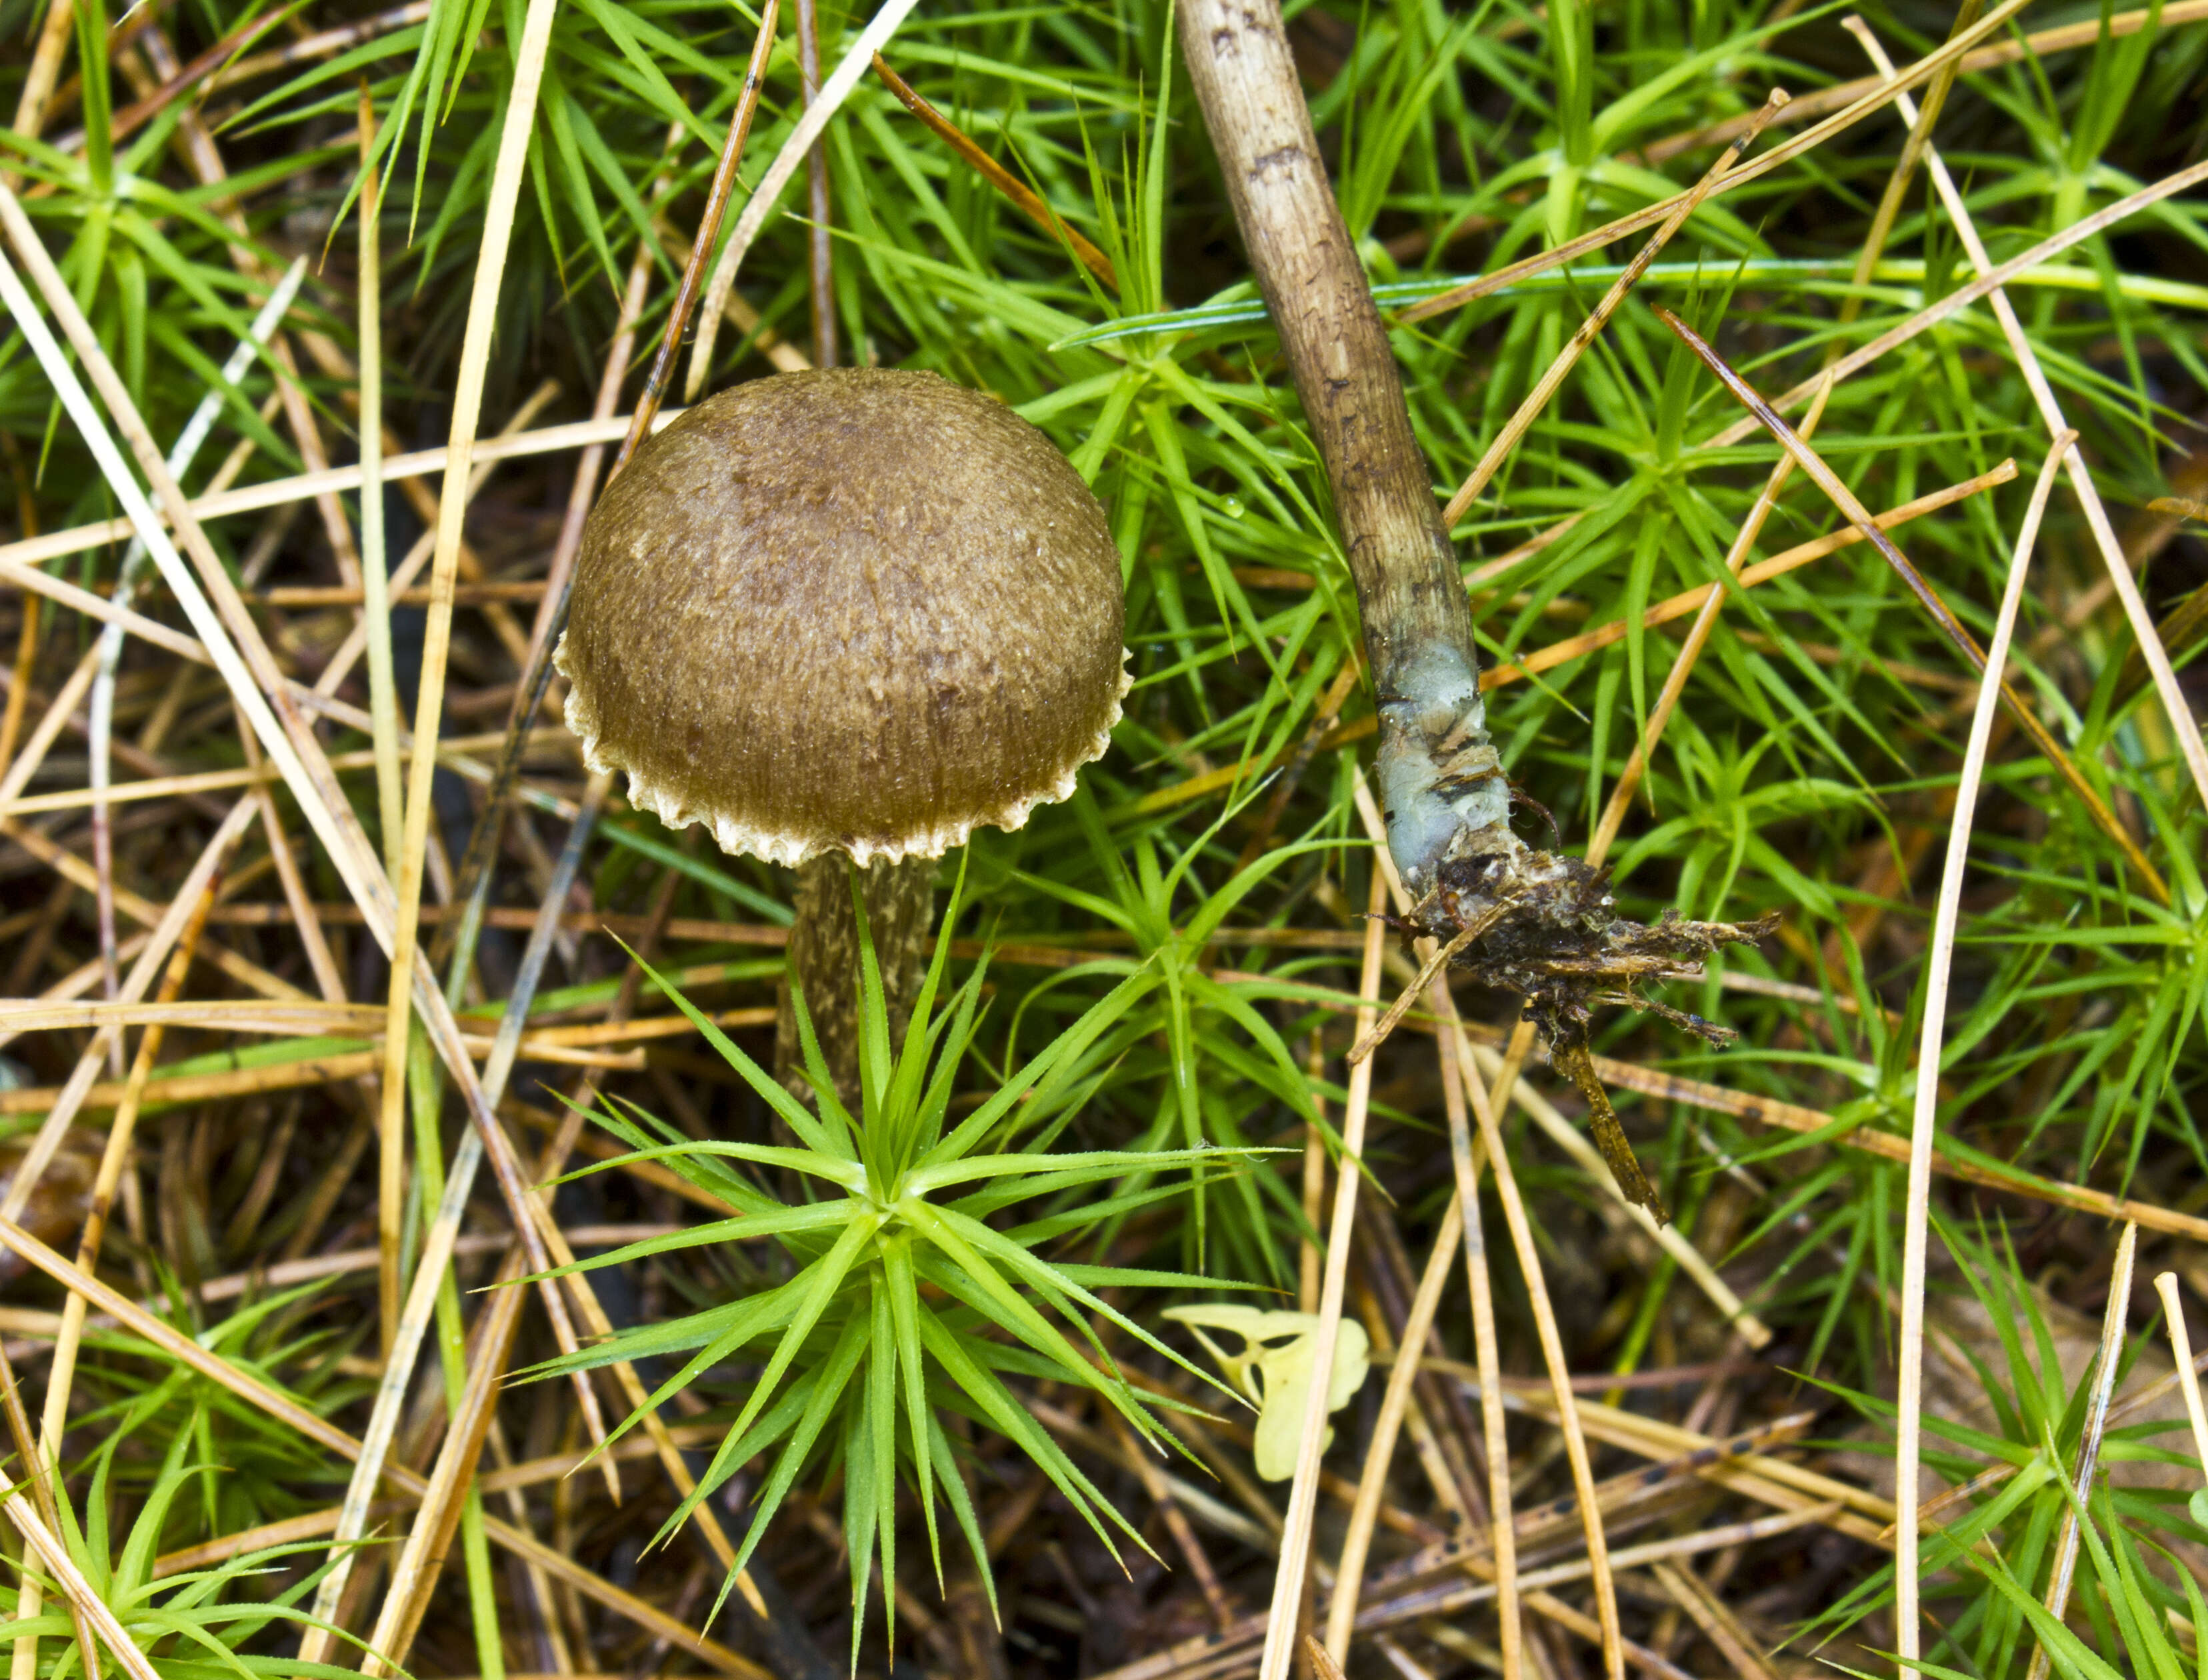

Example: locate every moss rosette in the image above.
[556,368,1131,867]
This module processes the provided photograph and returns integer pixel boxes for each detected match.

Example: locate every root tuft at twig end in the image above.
[1403,826,1779,1219]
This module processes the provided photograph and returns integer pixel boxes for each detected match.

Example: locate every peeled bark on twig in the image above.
[1177,0,1772,1216]
[1173,0,1506,896]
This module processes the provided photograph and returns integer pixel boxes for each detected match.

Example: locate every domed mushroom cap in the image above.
[556,369,1129,868]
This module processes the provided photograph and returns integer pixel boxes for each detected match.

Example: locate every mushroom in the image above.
[555,367,1129,1099]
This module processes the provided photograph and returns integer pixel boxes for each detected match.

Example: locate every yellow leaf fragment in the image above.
[1163,1304,1371,1479]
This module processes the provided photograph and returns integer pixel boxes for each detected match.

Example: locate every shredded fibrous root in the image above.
[1401,825,1779,1222]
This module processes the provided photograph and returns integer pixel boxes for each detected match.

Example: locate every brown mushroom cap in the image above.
[555,369,1129,867]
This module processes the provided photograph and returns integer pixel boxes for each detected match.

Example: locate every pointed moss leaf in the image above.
[656,1380,816,1549]
[896,854,965,1087]
[1183,838,1338,942]
[840,1396,881,1669]
[511,1205,843,1283]
[863,1283,897,1653]
[539,1137,865,1197]
[989,1179,1201,1237]
[717,1215,882,1459]
[887,1201,1192,1421]
[925,1411,993,1617]
[883,1243,942,1581]
[917,1202,1231,1401]
[722,1312,872,1597]
[895,1201,1129,1398]
[946,1149,1256,1218]
[591,1086,781,1209]
[533,1271,802,1374]
[784,972,861,1158]
[908,1143,1245,1195]
[584,1092,769,1212]
[534,1275,808,1465]
[914,1311,1151,1561]
[615,937,850,1160]
[1050,1265,1262,1291]
[919,969,1159,1171]
[848,868,895,1123]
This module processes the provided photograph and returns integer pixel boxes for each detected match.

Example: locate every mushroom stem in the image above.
[1174,0,1508,897]
[776,853,934,1105]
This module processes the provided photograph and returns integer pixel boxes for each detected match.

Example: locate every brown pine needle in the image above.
[1349,775,1618,1680]
[1547,1034,1666,1223]
[2153,1273,2208,1479]
[1883,1459,2020,1545]
[1305,1636,1349,1680]
[1131,459,2017,817]
[1653,304,2169,904]
[1845,16,2208,825]
[1399,0,2031,324]
[0,1212,773,1680]
[1441,86,1789,529]
[795,0,837,367]
[3,1493,147,1680]
[1347,920,1481,1065]
[1572,1045,2208,1245]
[0,801,262,1223]
[1253,867,1389,1680]
[685,0,929,400]
[0,1333,108,1680]
[433,11,775,987]
[0,177,599,1436]
[873,53,1119,290]
[35,855,225,1533]
[14,136,2196,587]
[1637,0,2208,166]
[2021,1223,2137,1680]
[618,0,779,477]
[1323,1191,1466,1659]
[1649,1562,1777,1680]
